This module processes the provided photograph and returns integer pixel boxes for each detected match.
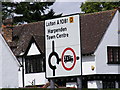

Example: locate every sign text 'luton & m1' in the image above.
[45,14,81,78]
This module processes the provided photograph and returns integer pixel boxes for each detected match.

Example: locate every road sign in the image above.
[61,47,76,71]
[45,14,81,78]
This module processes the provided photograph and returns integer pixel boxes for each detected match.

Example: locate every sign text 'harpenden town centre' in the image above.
[45,14,81,78]
[46,18,69,40]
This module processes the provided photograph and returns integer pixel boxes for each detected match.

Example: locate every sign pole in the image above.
[77,77,82,90]
[50,79,55,90]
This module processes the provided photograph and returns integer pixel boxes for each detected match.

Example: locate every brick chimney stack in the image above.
[2,18,13,42]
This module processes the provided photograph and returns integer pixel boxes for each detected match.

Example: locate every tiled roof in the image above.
[10,21,45,56]
[7,9,117,56]
[81,9,117,55]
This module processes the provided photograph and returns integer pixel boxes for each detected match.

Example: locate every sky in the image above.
[50,2,84,15]
[50,0,86,15]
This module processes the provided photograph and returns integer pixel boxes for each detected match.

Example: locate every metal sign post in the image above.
[50,79,55,90]
[77,77,82,90]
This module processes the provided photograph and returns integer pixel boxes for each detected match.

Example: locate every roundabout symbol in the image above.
[61,48,76,71]
[48,41,79,76]
[48,41,60,76]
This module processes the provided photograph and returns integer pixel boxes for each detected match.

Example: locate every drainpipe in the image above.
[22,55,25,87]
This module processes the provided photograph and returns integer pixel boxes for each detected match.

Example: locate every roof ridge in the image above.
[81,9,117,16]
[14,9,117,27]
[14,21,44,27]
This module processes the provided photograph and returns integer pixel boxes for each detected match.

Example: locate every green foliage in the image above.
[80,2,120,13]
[2,2,62,24]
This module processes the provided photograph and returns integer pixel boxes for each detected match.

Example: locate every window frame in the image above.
[25,54,45,74]
[107,46,120,64]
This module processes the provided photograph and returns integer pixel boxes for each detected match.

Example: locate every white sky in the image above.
[50,1,85,15]
[49,0,86,15]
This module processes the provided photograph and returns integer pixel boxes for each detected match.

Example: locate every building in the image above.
[81,9,120,89]
[0,33,20,88]
[3,9,120,88]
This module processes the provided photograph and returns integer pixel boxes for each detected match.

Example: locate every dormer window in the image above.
[24,37,45,74]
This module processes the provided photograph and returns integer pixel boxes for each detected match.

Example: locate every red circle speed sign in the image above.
[61,48,76,71]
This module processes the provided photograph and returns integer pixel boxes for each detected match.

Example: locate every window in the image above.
[107,47,120,64]
[25,55,45,74]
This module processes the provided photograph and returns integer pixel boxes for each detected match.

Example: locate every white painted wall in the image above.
[118,11,120,31]
[82,55,96,75]
[17,57,23,87]
[18,54,48,87]
[88,81,102,89]
[18,67,23,87]
[95,11,119,74]
[0,34,19,88]
[66,82,77,88]
[25,72,47,86]
[118,11,120,73]
[0,35,2,88]
[118,11,120,45]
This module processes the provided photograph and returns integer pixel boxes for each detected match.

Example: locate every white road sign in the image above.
[45,14,81,78]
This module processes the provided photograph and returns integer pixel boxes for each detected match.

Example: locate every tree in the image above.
[2,2,61,24]
[80,2,120,13]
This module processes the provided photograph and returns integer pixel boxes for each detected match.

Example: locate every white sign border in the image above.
[44,13,82,79]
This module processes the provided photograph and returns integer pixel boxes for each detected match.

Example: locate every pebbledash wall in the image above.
[0,34,19,88]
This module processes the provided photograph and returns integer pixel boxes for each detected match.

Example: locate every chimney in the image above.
[117,7,120,12]
[114,7,120,12]
[2,18,13,42]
